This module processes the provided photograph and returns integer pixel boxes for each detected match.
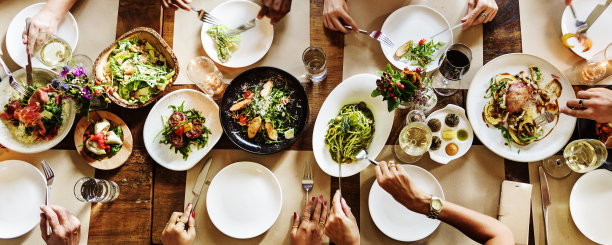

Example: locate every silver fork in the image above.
[302,161,314,205]
[0,55,31,97]
[535,111,557,126]
[567,4,588,33]
[344,25,394,47]
[41,160,55,235]
[189,5,220,25]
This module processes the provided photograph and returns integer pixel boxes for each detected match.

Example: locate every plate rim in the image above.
[426,104,474,164]
[569,169,612,244]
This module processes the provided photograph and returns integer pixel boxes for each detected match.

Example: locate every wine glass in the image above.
[433,43,472,96]
[394,110,432,163]
[543,139,608,178]
[564,42,612,85]
[187,56,226,100]
[32,32,72,70]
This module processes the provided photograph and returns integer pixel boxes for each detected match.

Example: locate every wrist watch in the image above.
[427,196,443,219]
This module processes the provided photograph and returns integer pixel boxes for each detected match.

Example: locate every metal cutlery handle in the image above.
[46,186,52,235]
[0,56,11,77]
[429,22,463,39]
[543,207,549,245]
[343,25,368,34]
[367,158,379,165]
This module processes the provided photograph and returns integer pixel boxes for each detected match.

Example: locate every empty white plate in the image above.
[5,3,78,68]
[369,164,444,242]
[570,169,612,244]
[561,0,612,59]
[380,5,452,72]
[0,160,46,238]
[206,161,282,239]
[201,0,274,68]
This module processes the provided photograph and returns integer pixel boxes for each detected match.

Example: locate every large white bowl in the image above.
[570,169,612,244]
[312,74,395,177]
[143,89,223,171]
[466,53,576,162]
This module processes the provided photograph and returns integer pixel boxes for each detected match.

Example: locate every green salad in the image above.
[207,24,240,63]
[155,102,211,160]
[106,35,175,104]
[394,38,445,68]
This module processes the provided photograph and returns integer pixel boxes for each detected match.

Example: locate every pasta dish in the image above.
[325,102,375,163]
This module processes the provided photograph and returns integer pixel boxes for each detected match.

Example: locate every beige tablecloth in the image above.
[185,149,330,244]
[0,149,95,245]
[343,0,483,89]
[172,0,310,85]
[528,161,596,245]
[359,145,504,244]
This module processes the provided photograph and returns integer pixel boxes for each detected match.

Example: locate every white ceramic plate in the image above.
[143,89,222,171]
[570,169,612,244]
[561,0,612,59]
[0,160,46,238]
[369,164,444,242]
[0,68,76,153]
[466,53,576,162]
[201,0,274,68]
[426,104,473,164]
[312,74,395,177]
[207,161,282,239]
[380,5,452,72]
[6,3,78,68]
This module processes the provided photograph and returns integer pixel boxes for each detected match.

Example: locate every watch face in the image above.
[432,199,442,210]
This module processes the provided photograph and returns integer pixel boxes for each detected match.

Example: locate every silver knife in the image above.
[186,157,214,222]
[538,166,551,245]
[226,18,256,37]
[25,18,33,87]
[581,0,612,33]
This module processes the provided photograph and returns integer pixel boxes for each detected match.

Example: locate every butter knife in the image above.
[25,18,33,86]
[538,166,551,245]
[581,0,612,33]
[226,18,256,37]
[186,157,214,224]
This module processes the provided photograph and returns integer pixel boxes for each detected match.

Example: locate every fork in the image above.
[567,3,588,33]
[189,5,220,25]
[41,160,55,235]
[0,55,31,97]
[302,161,314,205]
[344,25,394,47]
[535,111,557,126]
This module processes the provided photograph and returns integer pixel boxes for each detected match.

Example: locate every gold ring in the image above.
[480,12,488,18]
[389,163,397,167]
[176,219,185,224]
[292,225,298,228]
[319,221,325,225]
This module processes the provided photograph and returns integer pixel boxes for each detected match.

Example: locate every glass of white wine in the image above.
[32,32,72,69]
[543,139,608,178]
[394,110,432,163]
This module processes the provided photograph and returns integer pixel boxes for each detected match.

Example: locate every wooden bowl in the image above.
[74,111,133,170]
[93,27,179,109]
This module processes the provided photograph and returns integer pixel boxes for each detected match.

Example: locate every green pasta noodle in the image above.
[325,102,375,163]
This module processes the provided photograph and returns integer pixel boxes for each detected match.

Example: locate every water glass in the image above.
[74,177,119,203]
[302,46,327,82]
[187,56,226,100]
[433,43,472,96]
[68,54,94,79]
[32,32,72,69]
[564,42,612,85]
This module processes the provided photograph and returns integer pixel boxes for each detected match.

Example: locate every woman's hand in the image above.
[23,8,63,51]
[323,0,358,33]
[374,161,431,214]
[461,0,498,29]
[561,88,612,123]
[161,203,196,245]
[290,195,328,245]
[161,0,192,11]
[323,190,359,245]
[257,0,292,25]
[39,205,81,245]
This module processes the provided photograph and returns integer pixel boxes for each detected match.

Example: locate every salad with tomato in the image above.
[155,102,211,160]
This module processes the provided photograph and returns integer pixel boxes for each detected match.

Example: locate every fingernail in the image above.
[311,196,315,201]
[294,212,297,218]
[188,203,192,208]
[324,201,328,206]
[192,211,195,218]
[319,194,323,200]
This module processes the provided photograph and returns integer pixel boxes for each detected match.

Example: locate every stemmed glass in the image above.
[564,42,612,85]
[543,139,608,178]
[433,43,472,96]
[31,32,72,70]
[394,110,432,163]
[187,56,226,100]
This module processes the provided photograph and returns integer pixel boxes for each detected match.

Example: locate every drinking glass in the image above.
[302,46,327,82]
[68,54,94,78]
[564,42,612,85]
[433,43,472,96]
[187,56,226,100]
[74,177,119,203]
[32,32,72,69]
[394,110,432,163]
[543,139,608,178]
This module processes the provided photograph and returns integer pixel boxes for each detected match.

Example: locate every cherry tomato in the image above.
[108,88,115,94]
[238,115,248,126]
[95,80,102,85]
[418,39,426,45]
[244,91,253,99]
[174,125,184,136]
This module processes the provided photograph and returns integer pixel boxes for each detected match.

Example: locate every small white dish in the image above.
[312,74,395,177]
[380,5,453,72]
[206,161,282,239]
[201,0,274,68]
[561,0,612,59]
[426,104,473,164]
[143,89,222,171]
[369,164,444,242]
[466,53,576,162]
[6,3,78,68]
[570,169,612,244]
[0,160,46,238]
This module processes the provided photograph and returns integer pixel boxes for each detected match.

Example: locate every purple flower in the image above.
[81,86,93,100]
[60,83,70,91]
[59,66,70,78]
[72,67,87,77]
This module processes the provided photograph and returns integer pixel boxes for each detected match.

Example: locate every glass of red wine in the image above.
[433,43,472,96]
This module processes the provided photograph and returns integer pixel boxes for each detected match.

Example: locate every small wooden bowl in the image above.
[93,27,179,109]
[74,111,133,170]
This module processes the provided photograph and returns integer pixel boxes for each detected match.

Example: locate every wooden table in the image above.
[50,0,537,243]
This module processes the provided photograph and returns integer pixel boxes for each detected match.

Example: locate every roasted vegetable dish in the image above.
[156,102,211,160]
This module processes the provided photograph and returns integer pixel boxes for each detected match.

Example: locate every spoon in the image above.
[355,150,379,165]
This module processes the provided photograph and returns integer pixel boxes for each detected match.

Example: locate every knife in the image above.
[538,166,551,245]
[24,18,33,87]
[581,0,612,33]
[186,157,214,226]
[226,18,256,37]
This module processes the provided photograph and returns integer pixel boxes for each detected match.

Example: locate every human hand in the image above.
[257,0,292,25]
[323,190,359,245]
[461,0,498,29]
[323,0,358,33]
[23,7,63,51]
[561,88,612,123]
[161,203,195,245]
[39,205,81,245]
[374,161,431,214]
[290,194,328,245]
[161,0,192,11]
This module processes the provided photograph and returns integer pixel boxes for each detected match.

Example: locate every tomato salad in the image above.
[155,102,211,160]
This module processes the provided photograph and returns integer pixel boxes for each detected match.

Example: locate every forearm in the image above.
[41,0,77,20]
[438,201,513,244]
